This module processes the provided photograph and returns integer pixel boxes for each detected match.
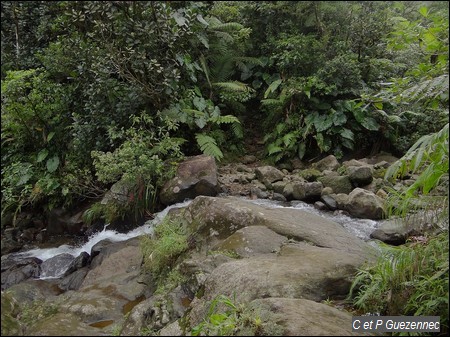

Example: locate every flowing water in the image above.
[11,200,193,278]
[248,198,379,241]
[10,197,381,278]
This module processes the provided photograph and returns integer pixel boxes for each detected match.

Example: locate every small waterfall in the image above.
[10,197,381,279]
[15,199,193,278]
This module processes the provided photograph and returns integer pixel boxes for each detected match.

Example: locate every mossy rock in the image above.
[1,292,22,336]
[373,167,387,179]
[298,169,322,182]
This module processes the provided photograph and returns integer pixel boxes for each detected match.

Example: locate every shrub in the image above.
[349,232,448,334]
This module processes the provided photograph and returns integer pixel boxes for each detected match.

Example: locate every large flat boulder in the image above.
[183,196,375,258]
[188,242,373,328]
[200,243,369,304]
[249,297,370,336]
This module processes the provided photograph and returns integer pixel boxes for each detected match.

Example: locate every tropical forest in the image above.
[1,1,448,336]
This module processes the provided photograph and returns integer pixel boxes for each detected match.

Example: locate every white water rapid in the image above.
[14,200,193,268]
[12,197,380,279]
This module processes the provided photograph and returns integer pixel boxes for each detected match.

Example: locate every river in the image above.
[9,197,381,278]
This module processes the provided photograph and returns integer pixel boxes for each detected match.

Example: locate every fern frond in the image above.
[210,22,244,32]
[212,81,253,93]
[385,123,449,180]
[212,31,234,43]
[199,54,212,89]
[283,132,298,147]
[401,74,449,102]
[210,55,235,82]
[195,133,223,161]
[208,129,227,145]
[234,56,265,67]
[261,98,284,107]
[235,56,265,73]
[267,143,283,155]
[264,79,283,99]
[210,115,240,124]
[231,122,243,139]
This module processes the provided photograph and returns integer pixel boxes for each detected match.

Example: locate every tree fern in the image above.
[195,133,223,161]
[385,123,449,224]
[401,74,449,103]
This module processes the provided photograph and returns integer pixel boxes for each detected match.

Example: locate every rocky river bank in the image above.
[2,152,438,336]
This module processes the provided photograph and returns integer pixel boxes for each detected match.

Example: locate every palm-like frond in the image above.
[212,81,253,93]
[385,123,449,223]
[400,74,449,103]
[209,22,244,32]
[231,122,243,139]
[210,114,240,124]
[195,133,223,161]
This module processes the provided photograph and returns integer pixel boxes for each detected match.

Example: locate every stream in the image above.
[9,197,381,279]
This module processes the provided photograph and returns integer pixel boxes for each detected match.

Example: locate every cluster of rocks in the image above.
[215,153,398,220]
[1,237,149,335]
[1,152,435,336]
[160,154,440,246]
[159,154,400,220]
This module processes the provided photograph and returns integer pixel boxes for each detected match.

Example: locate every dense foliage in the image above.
[1,2,448,334]
[1,1,448,221]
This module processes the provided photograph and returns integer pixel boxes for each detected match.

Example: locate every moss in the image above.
[190,295,284,336]
[140,215,189,276]
[298,169,322,182]
[1,292,22,336]
[373,167,387,179]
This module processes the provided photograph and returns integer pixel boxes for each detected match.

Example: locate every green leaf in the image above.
[37,149,49,163]
[374,102,383,110]
[172,11,187,26]
[333,111,347,126]
[62,187,69,196]
[17,173,32,186]
[268,143,282,155]
[340,128,354,141]
[341,137,354,150]
[210,313,227,325]
[298,142,306,159]
[314,114,333,133]
[193,96,207,111]
[196,14,209,26]
[195,116,207,129]
[196,33,209,49]
[361,117,380,131]
[352,108,365,123]
[276,123,285,135]
[315,133,331,152]
[195,134,223,160]
[194,86,202,97]
[46,131,55,142]
[264,79,282,98]
[419,6,428,17]
[46,156,60,173]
